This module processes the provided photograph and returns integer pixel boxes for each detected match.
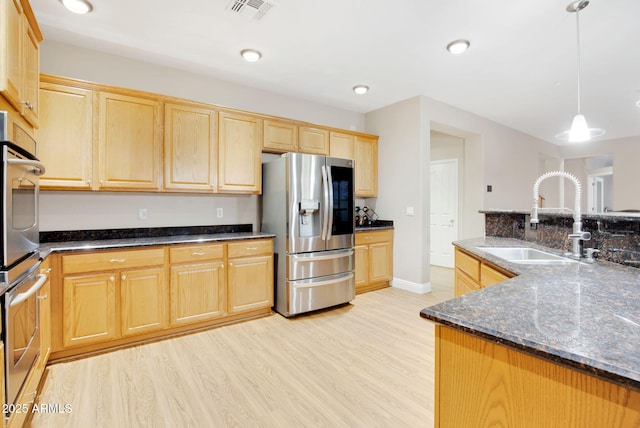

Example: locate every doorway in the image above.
[430,159,458,268]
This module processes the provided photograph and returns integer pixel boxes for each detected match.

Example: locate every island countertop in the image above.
[420,236,640,391]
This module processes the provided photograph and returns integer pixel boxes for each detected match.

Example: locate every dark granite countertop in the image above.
[355,220,394,232]
[39,225,275,257]
[420,236,640,391]
[481,209,640,222]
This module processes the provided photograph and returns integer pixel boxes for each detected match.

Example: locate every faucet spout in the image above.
[531,171,588,257]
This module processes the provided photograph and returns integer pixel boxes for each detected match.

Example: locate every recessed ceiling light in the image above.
[353,85,369,95]
[446,39,470,55]
[59,0,93,14]
[240,49,262,62]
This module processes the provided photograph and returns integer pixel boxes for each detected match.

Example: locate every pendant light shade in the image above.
[555,0,605,143]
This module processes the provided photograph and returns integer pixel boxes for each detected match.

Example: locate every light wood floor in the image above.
[30,267,454,428]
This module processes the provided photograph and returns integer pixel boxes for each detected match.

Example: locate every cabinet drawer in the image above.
[480,263,512,287]
[169,243,224,264]
[455,271,479,296]
[355,229,393,245]
[62,248,165,274]
[455,249,480,282]
[227,239,273,258]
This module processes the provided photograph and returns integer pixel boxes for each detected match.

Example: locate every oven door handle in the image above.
[10,274,47,307]
[7,158,46,176]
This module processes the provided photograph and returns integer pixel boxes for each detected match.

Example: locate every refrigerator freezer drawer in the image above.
[285,272,355,317]
[287,249,354,281]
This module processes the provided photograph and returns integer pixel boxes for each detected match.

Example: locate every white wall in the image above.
[38,40,366,231]
[41,40,365,131]
[40,192,257,231]
[365,97,431,293]
[559,136,640,211]
[365,95,557,293]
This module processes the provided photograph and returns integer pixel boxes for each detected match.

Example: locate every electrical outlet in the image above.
[139,208,148,221]
[216,208,223,218]
[406,207,415,216]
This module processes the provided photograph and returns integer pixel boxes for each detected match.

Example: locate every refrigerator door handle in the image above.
[321,165,329,241]
[326,165,334,241]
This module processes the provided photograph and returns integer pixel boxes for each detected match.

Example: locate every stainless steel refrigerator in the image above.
[262,153,355,317]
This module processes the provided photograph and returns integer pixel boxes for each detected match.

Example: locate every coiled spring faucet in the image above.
[530,171,591,258]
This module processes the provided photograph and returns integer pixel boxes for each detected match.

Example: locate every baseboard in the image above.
[391,278,432,294]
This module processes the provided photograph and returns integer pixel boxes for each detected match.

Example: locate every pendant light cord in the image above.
[575,7,582,115]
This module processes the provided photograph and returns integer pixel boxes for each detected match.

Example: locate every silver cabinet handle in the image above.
[109,276,115,282]
[7,158,46,176]
[246,247,258,251]
[121,275,127,281]
[110,259,126,263]
[37,294,48,300]
[192,251,206,256]
[11,274,47,307]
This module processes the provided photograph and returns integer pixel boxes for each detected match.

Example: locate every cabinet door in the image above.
[329,131,354,160]
[368,241,392,284]
[97,92,162,191]
[298,126,329,155]
[263,119,297,153]
[0,0,23,110]
[37,81,94,189]
[21,15,39,127]
[121,266,167,337]
[164,102,217,192]
[354,244,369,291]
[227,255,273,314]
[63,272,117,347]
[170,261,225,326]
[354,136,378,197]
[218,111,262,193]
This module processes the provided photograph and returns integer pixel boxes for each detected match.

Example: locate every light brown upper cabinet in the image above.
[354,135,378,197]
[0,0,42,127]
[299,126,329,155]
[330,131,379,197]
[164,102,217,192]
[329,131,354,160]
[37,80,94,189]
[97,91,163,191]
[263,118,298,153]
[218,111,262,194]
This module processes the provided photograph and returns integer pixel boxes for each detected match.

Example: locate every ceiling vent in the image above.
[226,0,277,20]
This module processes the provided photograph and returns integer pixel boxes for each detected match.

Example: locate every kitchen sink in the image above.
[477,246,580,265]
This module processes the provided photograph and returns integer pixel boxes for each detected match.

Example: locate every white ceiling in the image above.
[30,0,640,144]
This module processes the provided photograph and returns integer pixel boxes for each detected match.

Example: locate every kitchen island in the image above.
[421,237,640,427]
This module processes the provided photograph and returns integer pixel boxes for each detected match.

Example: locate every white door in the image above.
[587,175,605,213]
[430,159,458,268]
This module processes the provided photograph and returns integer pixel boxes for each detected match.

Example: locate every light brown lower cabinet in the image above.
[169,243,226,326]
[355,229,393,294]
[50,239,274,361]
[454,247,513,296]
[435,325,640,427]
[227,240,274,314]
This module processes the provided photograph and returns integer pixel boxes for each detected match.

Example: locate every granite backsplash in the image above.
[483,211,640,267]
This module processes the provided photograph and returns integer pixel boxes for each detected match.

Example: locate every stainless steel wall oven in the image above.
[0,118,46,418]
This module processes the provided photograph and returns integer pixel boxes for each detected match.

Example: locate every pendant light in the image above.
[555,0,605,143]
